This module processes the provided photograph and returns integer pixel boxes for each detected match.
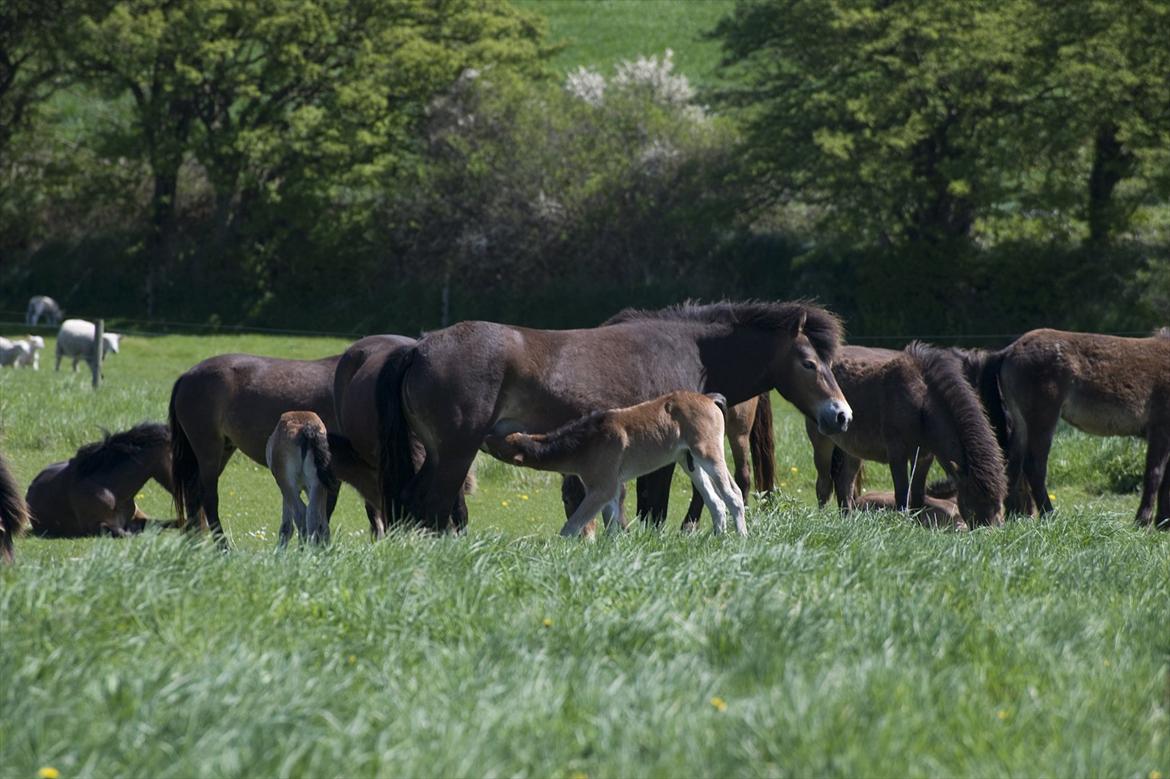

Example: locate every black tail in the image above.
[168,376,202,529]
[960,348,1010,452]
[706,392,728,413]
[909,342,1007,523]
[299,427,340,493]
[0,452,30,564]
[748,393,776,492]
[375,346,419,525]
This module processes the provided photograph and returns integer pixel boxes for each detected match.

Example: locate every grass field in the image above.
[1,331,1168,778]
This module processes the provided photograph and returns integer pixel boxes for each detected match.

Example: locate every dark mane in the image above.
[74,422,170,478]
[603,299,844,361]
[907,342,1007,506]
[1,451,31,537]
[511,410,612,465]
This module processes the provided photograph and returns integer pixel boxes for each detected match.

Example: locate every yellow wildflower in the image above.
[710,696,728,712]
[569,772,588,779]
[348,655,357,665]
[542,618,553,628]
[996,709,1010,721]
[501,500,509,507]
[789,466,799,474]
[520,494,529,500]
[1148,771,1163,779]
[37,768,60,779]
[1048,492,1056,501]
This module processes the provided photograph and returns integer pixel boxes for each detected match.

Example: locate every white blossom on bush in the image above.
[612,49,695,107]
[565,66,606,106]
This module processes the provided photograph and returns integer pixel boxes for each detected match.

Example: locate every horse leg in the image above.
[364,503,385,540]
[1021,408,1060,514]
[681,454,728,534]
[601,487,624,536]
[706,454,747,536]
[419,449,478,533]
[635,466,673,527]
[278,495,297,548]
[908,451,932,508]
[832,451,861,511]
[809,431,835,507]
[680,487,704,533]
[562,474,602,538]
[1157,459,1170,530]
[1136,427,1170,527]
[559,483,615,538]
[308,484,330,545]
[887,453,911,511]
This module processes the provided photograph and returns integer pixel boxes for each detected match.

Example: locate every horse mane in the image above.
[906,342,1006,506]
[508,410,612,465]
[74,422,171,478]
[0,451,31,536]
[603,299,844,361]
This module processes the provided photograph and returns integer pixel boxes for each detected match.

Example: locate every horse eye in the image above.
[802,360,816,370]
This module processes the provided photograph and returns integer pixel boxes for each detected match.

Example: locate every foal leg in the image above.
[278,495,297,548]
[1136,428,1170,527]
[680,487,705,533]
[307,484,331,545]
[559,484,615,538]
[601,487,624,536]
[705,455,747,536]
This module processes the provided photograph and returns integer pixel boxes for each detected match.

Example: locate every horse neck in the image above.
[146,449,175,493]
[696,327,782,404]
[101,455,159,498]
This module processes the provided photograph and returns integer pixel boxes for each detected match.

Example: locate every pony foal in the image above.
[483,391,747,537]
[265,411,339,546]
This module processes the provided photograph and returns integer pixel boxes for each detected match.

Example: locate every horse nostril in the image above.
[836,411,848,427]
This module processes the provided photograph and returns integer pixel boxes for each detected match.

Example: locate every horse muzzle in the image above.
[817,400,852,434]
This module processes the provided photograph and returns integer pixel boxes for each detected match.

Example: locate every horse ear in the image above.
[791,310,807,336]
[948,459,962,474]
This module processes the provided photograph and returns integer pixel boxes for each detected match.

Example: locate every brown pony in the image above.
[331,334,473,536]
[484,391,746,536]
[266,411,340,546]
[378,300,851,531]
[1,451,30,562]
[169,352,383,540]
[806,343,1007,527]
[26,423,176,537]
[997,328,1170,528]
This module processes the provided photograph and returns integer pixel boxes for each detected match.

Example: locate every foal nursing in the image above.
[483,391,747,537]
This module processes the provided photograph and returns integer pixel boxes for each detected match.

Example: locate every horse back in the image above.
[175,353,343,466]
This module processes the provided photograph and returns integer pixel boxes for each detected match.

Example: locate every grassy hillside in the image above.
[2,332,1167,777]
[516,0,735,80]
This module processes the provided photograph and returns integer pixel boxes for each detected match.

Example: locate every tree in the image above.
[64,0,548,314]
[711,0,1170,246]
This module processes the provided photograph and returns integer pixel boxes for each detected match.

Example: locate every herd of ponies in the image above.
[1,296,1168,563]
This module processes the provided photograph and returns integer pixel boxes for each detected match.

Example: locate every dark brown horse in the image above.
[377,301,852,530]
[331,334,473,535]
[806,343,1007,527]
[997,328,1170,528]
[1,451,30,562]
[170,352,384,540]
[26,423,177,537]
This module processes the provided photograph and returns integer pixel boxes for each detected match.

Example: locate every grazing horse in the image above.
[266,412,339,546]
[997,328,1170,528]
[25,423,176,537]
[0,335,45,369]
[26,295,63,327]
[169,352,379,540]
[377,300,851,531]
[484,391,746,536]
[1,451,31,563]
[806,343,1007,528]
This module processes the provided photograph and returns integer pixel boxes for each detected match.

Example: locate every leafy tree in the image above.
[64,0,548,313]
[711,0,1170,246]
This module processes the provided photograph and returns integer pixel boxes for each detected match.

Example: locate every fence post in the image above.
[92,319,104,389]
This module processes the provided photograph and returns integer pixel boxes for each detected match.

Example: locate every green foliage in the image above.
[712,0,1170,247]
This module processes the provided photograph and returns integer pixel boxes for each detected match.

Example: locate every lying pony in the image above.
[484,390,747,537]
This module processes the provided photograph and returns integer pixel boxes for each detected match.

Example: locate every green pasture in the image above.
[0,331,1167,778]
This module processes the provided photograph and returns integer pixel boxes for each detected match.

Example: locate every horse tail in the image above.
[168,376,202,530]
[376,346,418,525]
[300,426,339,494]
[909,342,1007,524]
[0,452,30,563]
[748,393,775,493]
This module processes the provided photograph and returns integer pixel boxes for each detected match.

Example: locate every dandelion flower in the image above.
[569,772,588,779]
[996,709,1010,721]
[710,696,728,712]
[1149,771,1163,779]
[348,655,357,665]
[38,768,60,779]
[542,618,553,628]
[137,493,145,500]
[520,494,529,501]
[790,466,799,474]
[1048,492,1056,501]
[501,500,509,507]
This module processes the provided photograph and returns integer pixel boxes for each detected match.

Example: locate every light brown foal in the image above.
[484,391,747,537]
[265,411,339,546]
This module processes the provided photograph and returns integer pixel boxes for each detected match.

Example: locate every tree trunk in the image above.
[146,165,179,320]
[1087,122,1135,247]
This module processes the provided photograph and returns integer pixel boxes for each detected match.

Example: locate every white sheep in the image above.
[0,335,45,370]
[55,319,122,372]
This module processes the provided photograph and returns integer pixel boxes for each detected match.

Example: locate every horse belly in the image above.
[1062,388,1145,437]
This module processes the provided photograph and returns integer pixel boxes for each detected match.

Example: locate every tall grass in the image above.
[1,332,1166,777]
